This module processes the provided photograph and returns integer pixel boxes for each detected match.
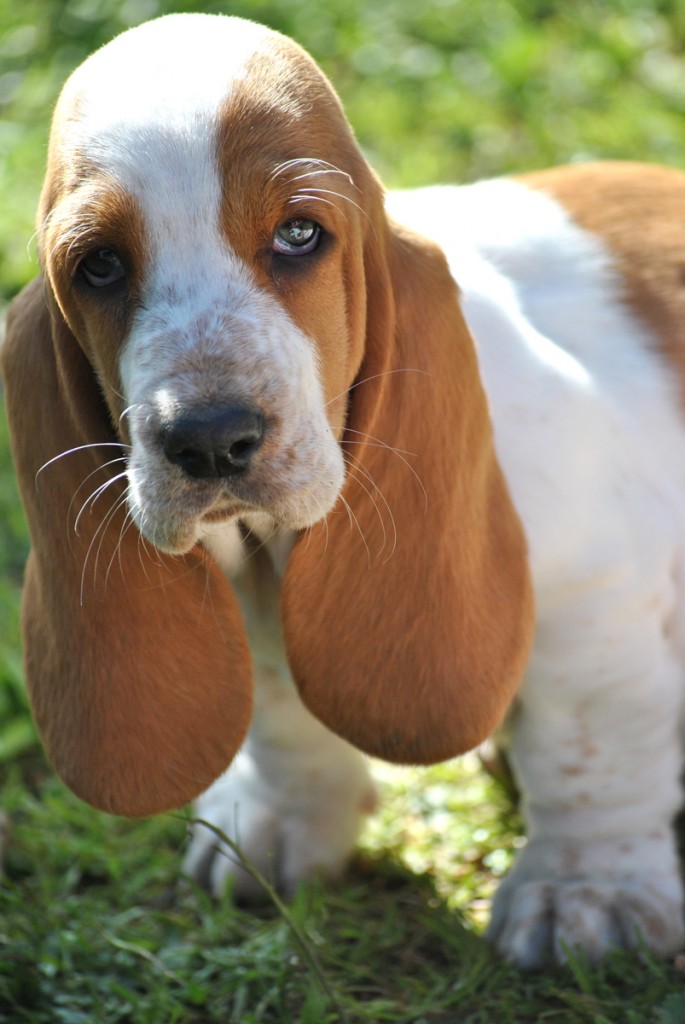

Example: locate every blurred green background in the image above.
[3,0,685,304]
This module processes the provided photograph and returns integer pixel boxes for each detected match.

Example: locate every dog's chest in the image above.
[201,518,292,674]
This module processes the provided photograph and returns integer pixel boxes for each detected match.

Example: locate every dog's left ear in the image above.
[2,277,253,817]
[282,220,534,764]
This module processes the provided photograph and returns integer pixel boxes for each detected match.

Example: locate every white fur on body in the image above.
[187,180,685,966]
[392,181,685,964]
[185,520,376,899]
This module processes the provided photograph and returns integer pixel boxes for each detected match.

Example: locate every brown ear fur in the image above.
[282,221,534,763]
[2,278,252,816]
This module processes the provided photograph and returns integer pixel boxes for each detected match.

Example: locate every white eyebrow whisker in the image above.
[270,158,357,191]
[294,186,368,220]
[288,194,338,213]
[288,168,359,189]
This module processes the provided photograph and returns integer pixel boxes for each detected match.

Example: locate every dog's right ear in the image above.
[1,277,253,817]
[282,222,534,764]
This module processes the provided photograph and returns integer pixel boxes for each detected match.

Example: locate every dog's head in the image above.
[2,14,533,816]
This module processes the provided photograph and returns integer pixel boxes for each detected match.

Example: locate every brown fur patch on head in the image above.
[39,174,147,428]
[214,37,381,436]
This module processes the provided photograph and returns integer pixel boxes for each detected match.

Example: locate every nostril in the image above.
[161,404,265,479]
[229,436,258,460]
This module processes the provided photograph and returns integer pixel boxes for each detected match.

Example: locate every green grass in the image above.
[3,0,685,1020]
[4,0,685,300]
[2,759,685,1023]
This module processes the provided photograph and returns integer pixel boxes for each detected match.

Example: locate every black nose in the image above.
[161,404,265,479]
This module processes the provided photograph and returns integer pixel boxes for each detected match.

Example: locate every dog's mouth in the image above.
[124,409,346,554]
[200,505,245,525]
[124,469,242,554]
[127,471,297,555]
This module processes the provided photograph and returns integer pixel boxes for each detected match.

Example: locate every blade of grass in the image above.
[188,817,350,1024]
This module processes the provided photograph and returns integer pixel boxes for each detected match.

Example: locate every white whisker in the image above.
[295,186,368,220]
[324,367,433,412]
[91,491,131,597]
[118,403,141,426]
[238,521,278,562]
[136,517,162,580]
[288,168,359,191]
[105,497,137,589]
[270,158,357,190]
[37,442,130,485]
[320,514,330,557]
[339,494,371,567]
[344,458,387,557]
[344,427,428,513]
[342,437,415,457]
[79,491,128,605]
[74,471,128,536]
[67,456,128,526]
[301,523,314,555]
[288,194,337,211]
[345,453,398,562]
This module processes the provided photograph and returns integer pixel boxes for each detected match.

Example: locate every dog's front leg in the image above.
[488,597,685,967]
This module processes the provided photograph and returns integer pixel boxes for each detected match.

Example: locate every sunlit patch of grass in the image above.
[2,763,684,1022]
[361,754,523,929]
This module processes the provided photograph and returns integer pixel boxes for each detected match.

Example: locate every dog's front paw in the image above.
[487,838,684,967]
[489,877,683,968]
[183,754,376,901]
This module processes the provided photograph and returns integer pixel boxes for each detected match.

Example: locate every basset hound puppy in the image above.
[3,12,685,969]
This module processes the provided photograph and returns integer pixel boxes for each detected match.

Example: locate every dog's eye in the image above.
[273,218,321,256]
[79,248,125,287]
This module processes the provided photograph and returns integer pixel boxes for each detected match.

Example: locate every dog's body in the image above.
[3,14,685,968]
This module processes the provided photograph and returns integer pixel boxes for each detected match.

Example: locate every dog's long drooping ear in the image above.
[283,220,535,764]
[1,278,252,817]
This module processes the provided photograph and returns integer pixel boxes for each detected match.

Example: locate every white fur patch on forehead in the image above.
[53,15,278,309]
[63,14,274,140]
